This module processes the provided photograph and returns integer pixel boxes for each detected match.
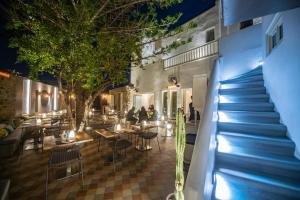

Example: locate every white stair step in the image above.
[217,132,295,157]
[218,111,280,124]
[220,75,263,84]
[219,87,266,95]
[217,121,287,136]
[218,102,274,111]
[220,81,264,89]
[219,94,269,103]
[213,169,300,200]
[216,147,300,183]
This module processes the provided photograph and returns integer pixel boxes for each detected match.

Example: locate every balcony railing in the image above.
[163,40,219,70]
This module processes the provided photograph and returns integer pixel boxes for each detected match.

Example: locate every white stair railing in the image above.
[163,40,219,70]
[184,59,220,200]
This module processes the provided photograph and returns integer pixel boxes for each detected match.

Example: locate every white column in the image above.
[22,79,32,115]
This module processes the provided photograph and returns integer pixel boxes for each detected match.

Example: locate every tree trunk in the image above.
[78,97,92,132]
[78,90,103,132]
[58,74,76,130]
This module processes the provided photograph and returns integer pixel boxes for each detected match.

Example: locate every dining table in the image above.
[20,119,93,151]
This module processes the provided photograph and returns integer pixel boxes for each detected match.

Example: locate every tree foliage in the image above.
[6,0,192,129]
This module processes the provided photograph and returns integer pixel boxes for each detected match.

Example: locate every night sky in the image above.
[0,0,215,82]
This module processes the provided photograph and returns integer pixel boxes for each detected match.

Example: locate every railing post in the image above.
[162,40,219,69]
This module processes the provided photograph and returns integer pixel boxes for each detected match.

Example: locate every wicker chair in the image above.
[139,131,161,152]
[45,144,84,200]
[109,135,132,172]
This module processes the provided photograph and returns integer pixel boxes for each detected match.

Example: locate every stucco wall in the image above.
[131,57,216,94]
[261,7,300,158]
[162,4,220,60]
[219,23,263,80]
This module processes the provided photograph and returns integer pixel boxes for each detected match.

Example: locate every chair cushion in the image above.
[140,132,158,139]
[186,133,196,145]
[110,139,132,150]
[0,129,8,139]
[5,125,14,134]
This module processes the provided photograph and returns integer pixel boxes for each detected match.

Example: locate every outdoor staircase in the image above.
[212,66,300,200]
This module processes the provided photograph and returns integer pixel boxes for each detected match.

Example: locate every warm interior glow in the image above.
[103,115,107,121]
[166,123,172,129]
[143,120,147,126]
[24,79,32,114]
[116,124,121,131]
[68,130,75,139]
[53,87,58,110]
[0,71,10,78]
[36,119,42,125]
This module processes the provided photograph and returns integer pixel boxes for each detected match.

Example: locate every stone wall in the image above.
[0,75,19,121]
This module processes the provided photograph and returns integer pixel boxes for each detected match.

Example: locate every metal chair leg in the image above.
[98,137,101,152]
[113,149,116,172]
[156,137,161,152]
[46,166,49,200]
[80,160,84,189]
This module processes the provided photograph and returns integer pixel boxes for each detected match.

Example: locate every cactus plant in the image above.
[175,108,186,200]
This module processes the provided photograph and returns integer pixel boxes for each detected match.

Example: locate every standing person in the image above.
[189,96,200,122]
[189,96,195,121]
[138,106,148,123]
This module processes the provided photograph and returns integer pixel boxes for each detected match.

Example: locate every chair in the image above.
[21,128,43,152]
[46,144,84,200]
[109,134,132,172]
[140,131,161,152]
[42,118,64,150]
[183,133,196,176]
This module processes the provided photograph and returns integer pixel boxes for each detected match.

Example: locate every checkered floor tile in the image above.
[0,134,178,200]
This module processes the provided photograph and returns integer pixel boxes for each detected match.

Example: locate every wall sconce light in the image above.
[0,71,10,78]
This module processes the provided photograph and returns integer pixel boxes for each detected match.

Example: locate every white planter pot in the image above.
[166,193,176,200]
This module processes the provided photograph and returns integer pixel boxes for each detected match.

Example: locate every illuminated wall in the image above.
[262,8,300,158]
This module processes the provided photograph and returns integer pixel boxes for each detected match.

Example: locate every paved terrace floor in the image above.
[0,135,176,200]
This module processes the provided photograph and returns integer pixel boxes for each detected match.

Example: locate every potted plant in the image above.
[167,108,186,200]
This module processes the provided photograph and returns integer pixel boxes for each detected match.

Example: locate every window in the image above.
[162,91,168,116]
[170,91,177,118]
[240,20,253,30]
[206,28,215,43]
[266,13,283,55]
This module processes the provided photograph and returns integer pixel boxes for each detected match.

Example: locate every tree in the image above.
[6,0,194,130]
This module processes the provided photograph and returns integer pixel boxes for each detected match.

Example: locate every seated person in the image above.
[148,105,158,121]
[138,106,148,123]
[126,107,138,124]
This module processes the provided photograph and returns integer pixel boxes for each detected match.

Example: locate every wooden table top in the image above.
[94,129,119,139]
[56,131,94,146]
[94,127,137,139]
[74,131,94,144]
